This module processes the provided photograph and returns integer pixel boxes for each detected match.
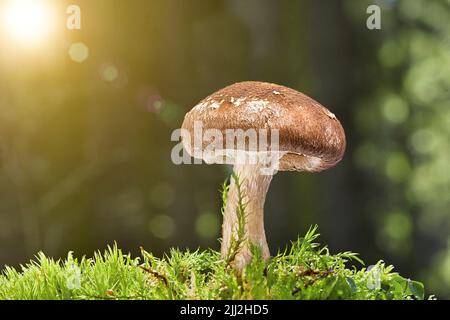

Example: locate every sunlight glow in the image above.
[2,0,54,47]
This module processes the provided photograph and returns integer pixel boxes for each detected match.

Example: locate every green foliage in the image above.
[224,173,248,266]
[0,227,429,300]
[348,0,450,296]
[0,177,430,300]
[220,177,230,217]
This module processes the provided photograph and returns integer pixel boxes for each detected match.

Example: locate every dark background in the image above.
[0,0,449,298]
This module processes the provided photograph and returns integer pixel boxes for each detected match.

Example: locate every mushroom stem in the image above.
[221,163,273,269]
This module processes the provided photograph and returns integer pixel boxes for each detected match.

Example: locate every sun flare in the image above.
[2,0,54,47]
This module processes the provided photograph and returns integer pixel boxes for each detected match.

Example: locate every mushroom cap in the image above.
[181,81,346,172]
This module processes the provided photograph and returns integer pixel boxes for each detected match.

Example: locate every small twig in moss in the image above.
[139,265,168,287]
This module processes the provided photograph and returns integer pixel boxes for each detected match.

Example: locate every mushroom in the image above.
[181,81,346,269]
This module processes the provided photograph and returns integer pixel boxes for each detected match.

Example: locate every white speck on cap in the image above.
[193,101,208,111]
[316,102,336,119]
[210,101,220,109]
[325,110,336,119]
[247,100,269,112]
[233,97,247,107]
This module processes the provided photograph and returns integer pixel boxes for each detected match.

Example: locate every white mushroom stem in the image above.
[221,162,274,269]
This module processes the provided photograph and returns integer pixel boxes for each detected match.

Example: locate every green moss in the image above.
[0,225,428,300]
[0,177,430,300]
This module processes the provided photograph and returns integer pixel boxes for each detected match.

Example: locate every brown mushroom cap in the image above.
[181,81,346,172]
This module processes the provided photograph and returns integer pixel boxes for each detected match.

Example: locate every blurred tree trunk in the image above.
[307,0,374,257]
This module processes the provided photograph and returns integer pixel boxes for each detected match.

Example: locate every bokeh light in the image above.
[195,212,220,239]
[149,183,175,209]
[149,215,175,239]
[100,65,119,82]
[384,152,411,183]
[381,93,409,124]
[409,128,438,154]
[1,0,55,47]
[68,42,89,63]
[377,210,413,255]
